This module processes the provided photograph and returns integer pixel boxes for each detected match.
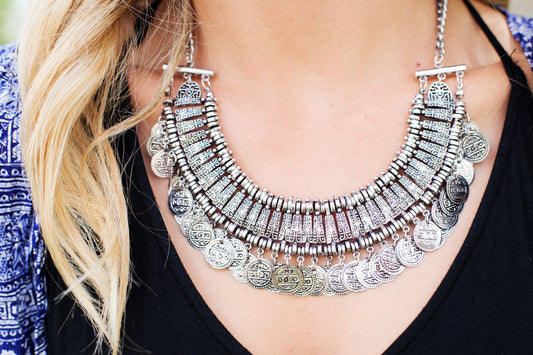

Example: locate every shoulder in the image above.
[505,11,533,67]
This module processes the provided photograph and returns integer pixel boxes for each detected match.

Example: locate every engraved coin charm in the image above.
[462,133,489,163]
[446,175,469,204]
[151,150,173,178]
[326,264,350,295]
[310,265,328,296]
[396,237,425,267]
[431,201,458,229]
[230,254,255,283]
[187,221,214,249]
[203,239,236,270]
[294,266,317,297]
[378,244,405,275]
[168,187,193,217]
[246,258,274,289]
[273,264,304,294]
[147,134,165,157]
[456,159,475,185]
[413,220,442,252]
[369,254,397,283]
[439,189,464,216]
[229,238,248,268]
[342,261,366,292]
[356,259,382,289]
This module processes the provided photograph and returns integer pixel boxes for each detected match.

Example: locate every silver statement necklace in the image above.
[147,0,489,296]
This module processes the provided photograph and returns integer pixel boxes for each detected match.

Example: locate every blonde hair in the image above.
[17,0,508,353]
[19,0,193,352]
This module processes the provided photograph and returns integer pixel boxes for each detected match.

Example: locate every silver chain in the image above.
[434,0,448,68]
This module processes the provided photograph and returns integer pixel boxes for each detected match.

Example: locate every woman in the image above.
[0,0,530,353]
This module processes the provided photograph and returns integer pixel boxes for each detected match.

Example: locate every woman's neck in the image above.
[192,0,440,82]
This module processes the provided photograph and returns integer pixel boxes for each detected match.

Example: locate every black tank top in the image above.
[45,2,533,354]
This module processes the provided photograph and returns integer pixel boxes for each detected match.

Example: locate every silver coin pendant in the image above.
[168,187,194,217]
[294,266,317,297]
[151,150,173,178]
[309,265,328,296]
[370,254,397,282]
[246,258,274,289]
[456,159,475,185]
[395,237,425,267]
[446,175,469,205]
[356,259,382,289]
[326,264,350,295]
[413,220,443,252]
[203,239,236,270]
[342,261,366,292]
[431,200,459,229]
[378,244,405,275]
[273,264,304,294]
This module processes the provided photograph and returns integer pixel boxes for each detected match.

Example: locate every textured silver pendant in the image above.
[346,208,362,238]
[267,262,282,293]
[176,118,204,135]
[420,130,450,146]
[321,265,336,296]
[294,266,316,297]
[439,189,464,216]
[254,207,271,237]
[277,213,293,241]
[382,188,402,218]
[431,200,458,229]
[179,205,207,236]
[365,200,385,228]
[179,130,207,147]
[426,81,454,109]
[390,183,416,210]
[369,254,397,282]
[243,202,262,230]
[398,176,423,199]
[324,213,339,243]
[356,259,382,288]
[175,80,202,106]
[151,150,173,178]
[187,220,214,249]
[396,237,425,267]
[233,198,252,227]
[374,195,393,224]
[229,253,255,283]
[272,264,304,294]
[335,212,351,241]
[147,134,165,157]
[203,239,236,270]
[446,175,469,205]
[342,261,366,292]
[413,220,443,252]
[418,140,447,159]
[175,107,204,121]
[222,191,245,218]
[168,187,194,218]
[246,258,274,289]
[326,263,350,295]
[456,159,475,185]
[414,149,444,170]
[291,213,305,243]
[462,133,489,163]
[356,204,372,234]
[229,238,248,268]
[311,214,325,244]
[378,244,405,275]
[265,210,282,240]
[302,214,313,242]
[309,265,328,296]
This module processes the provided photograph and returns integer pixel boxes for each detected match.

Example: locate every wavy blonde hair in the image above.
[17,0,507,353]
[19,0,194,352]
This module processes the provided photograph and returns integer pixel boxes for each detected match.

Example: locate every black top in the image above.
[45,3,533,354]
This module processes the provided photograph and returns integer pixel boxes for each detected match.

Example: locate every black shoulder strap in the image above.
[462,0,514,67]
